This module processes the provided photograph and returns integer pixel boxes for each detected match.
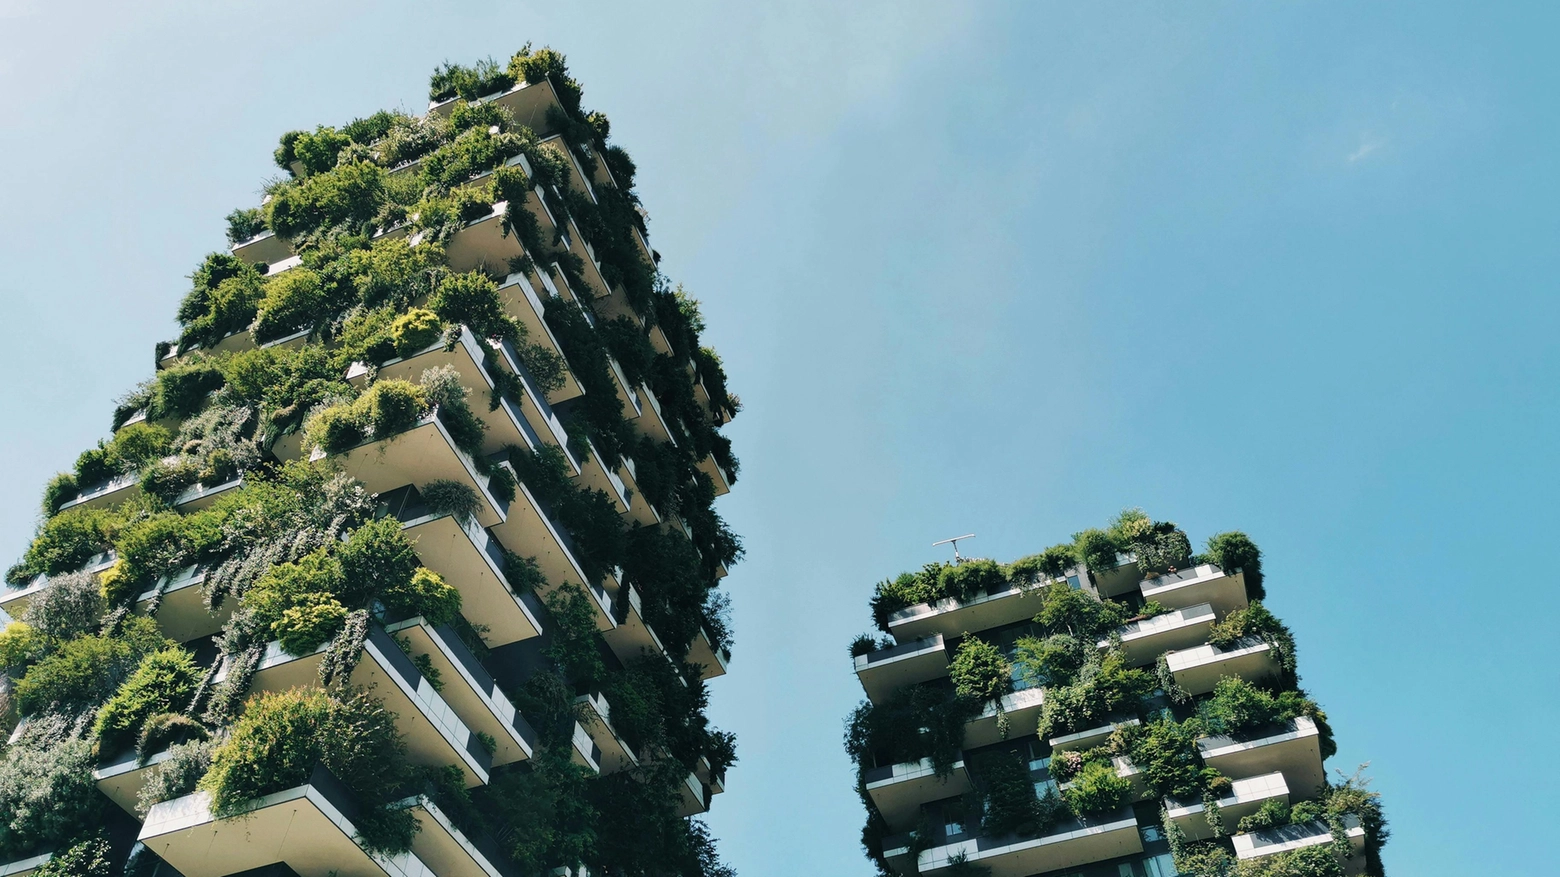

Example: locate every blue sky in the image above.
[2,2,1556,875]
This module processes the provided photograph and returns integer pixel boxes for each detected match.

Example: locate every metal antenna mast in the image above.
[932,533,977,563]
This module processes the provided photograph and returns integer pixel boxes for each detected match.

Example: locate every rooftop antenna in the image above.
[932,533,977,563]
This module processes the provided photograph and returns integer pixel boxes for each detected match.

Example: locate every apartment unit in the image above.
[846,514,1387,877]
[0,47,740,877]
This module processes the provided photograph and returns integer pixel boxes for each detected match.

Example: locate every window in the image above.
[941,801,967,839]
[1140,824,1165,843]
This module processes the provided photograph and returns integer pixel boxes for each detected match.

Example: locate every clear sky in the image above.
[2,2,1555,875]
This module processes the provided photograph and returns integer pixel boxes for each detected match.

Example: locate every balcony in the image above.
[95,744,177,816]
[854,635,949,704]
[479,476,617,635]
[135,564,232,643]
[139,764,432,877]
[381,485,543,647]
[384,616,538,766]
[912,807,1143,877]
[311,408,508,528]
[493,337,580,474]
[1198,716,1325,799]
[0,551,115,620]
[1048,718,1142,754]
[428,76,566,134]
[964,686,1046,749]
[1165,771,1289,841]
[602,584,669,664]
[346,326,538,455]
[573,690,639,774]
[1163,638,1282,695]
[574,437,633,516]
[1232,815,1366,874]
[675,769,712,818]
[1139,564,1248,616]
[55,468,141,514]
[174,473,244,511]
[0,852,51,877]
[615,454,663,528]
[687,625,730,681]
[438,201,524,276]
[231,229,293,266]
[402,795,517,877]
[630,383,677,447]
[1105,603,1216,666]
[887,584,1047,644]
[228,625,492,787]
[494,272,584,401]
[863,759,972,830]
[1090,555,1142,598]
[696,453,733,498]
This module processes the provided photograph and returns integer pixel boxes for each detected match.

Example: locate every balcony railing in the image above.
[964,686,1046,749]
[1163,636,1281,695]
[1165,771,1290,842]
[863,758,972,831]
[1198,716,1325,799]
[1105,603,1217,666]
[887,584,1048,643]
[911,807,1143,877]
[1139,564,1248,616]
[854,635,949,704]
[1232,815,1366,873]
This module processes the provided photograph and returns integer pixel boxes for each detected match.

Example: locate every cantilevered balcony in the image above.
[675,769,713,818]
[427,77,567,133]
[95,745,177,816]
[311,408,508,528]
[139,765,433,877]
[402,795,518,877]
[1165,771,1290,842]
[380,485,543,647]
[854,635,949,704]
[615,454,663,528]
[602,584,669,665]
[864,759,972,830]
[1163,637,1282,695]
[0,551,115,619]
[227,625,493,787]
[1105,603,1216,666]
[384,616,538,766]
[573,436,633,516]
[1232,815,1366,875]
[570,721,603,774]
[1198,716,1325,799]
[495,272,584,401]
[696,453,734,498]
[1090,555,1142,598]
[346,326,538,454]
[1048,718,1142,754]
[912,807,1143,877]
[687,625,730,681]
[887,584,1047,644]
[493,337,580,474]
[964,686,1046,749]
[438,201,523,276]
[1139,564,1248,616]
[231,228,293,266]
[629,382,678,446]
[55,469,142,514]
[573,690,639,774]
[478,474,616,635]
[0,851,51,877]
[135,564,232,643]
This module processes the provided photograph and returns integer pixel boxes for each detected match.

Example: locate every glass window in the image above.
[1140,824,1165,843]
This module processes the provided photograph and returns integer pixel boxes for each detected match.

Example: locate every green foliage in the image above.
[253,266,328,342]
[510,44,583,114]
[245,548,346,630]
[429,57,515,102]
[225,207,265,244]
[305,379,428,453]
[264,160,385,240]
[384,568,462,626]
[1232,844,1343,877]
[1063,757,1133,816]
[972,750,1049,837]
[1007,544,1075,584]
[177,255,266,351]
[430,271,520,344]
[92,647,200,754]
[0,622,39,670]
[13,507,118,580]
[1034,651,1155,740]
[277,125,351,176]
[136,738,214,816]
[1204,531,1265,601]
[844,685,975,780]
[422,478,481,522]
[22,570,104,644]
[14,616,169,717]
[0,721,102,859]
[1207,601,1296,677]
[391,307,442,357]
[1119,718,1217,799]
[41,472,79,516]
[1072,528,1121,572]
[33,833,112,877]
[1238,798,1292,833]
[336,517,421,607]
[202,688,416,854]
[949,637,1011,702]
[137,712,209,759]
[1013,632,1087,688]
[272,594,348,655]
[502,550,548,595]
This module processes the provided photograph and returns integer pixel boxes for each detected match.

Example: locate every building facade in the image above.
[846,513,1387,877]
[0,47,741,877]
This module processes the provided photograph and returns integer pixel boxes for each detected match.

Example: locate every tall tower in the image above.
[846,512,1388,877]
[0,47,741,877]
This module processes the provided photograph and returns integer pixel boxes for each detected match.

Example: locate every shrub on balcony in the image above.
[0,718,101,859]
[137,712,209,759]
[245,548,345,629]
[391,308,442,358]
[272,594,349,655]
[422,478,481,523]
[1202,531,1265,601]
[92,647,200,755]
[225,207,265,244]
[305,379,427,453]
[429,57,515,102]
[136,737,214,816]
[177,255,265,352]
[253,266,328,343]
[1062,757,1132,817]
[1207,601,1296,677]
[32,833,112,877]
[949,636,1011,703]
[0,621,39,671]
[1006,544,1075,585]
[41,472,79,516]
[10,507,118,582]
[21,570,103,645]
[384,568,462,627]
[336,517,421,607]
[13,616,169,718]
[264,160,385,241]
[1033,651,1155,741]
[1116,717,1218,800]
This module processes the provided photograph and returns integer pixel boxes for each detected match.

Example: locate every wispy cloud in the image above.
[1347,134,1387,163]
